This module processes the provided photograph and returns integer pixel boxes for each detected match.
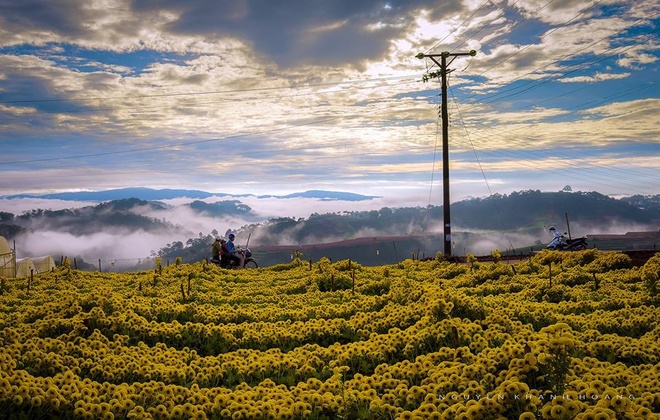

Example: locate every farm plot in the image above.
[0,250,659,419]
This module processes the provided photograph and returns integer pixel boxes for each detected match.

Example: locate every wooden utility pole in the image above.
[417,50,476,257]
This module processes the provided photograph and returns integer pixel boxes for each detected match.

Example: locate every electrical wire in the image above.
[425,0,495,54]
[472,24,658,107]
[0,73,421,106]
[0,2,656,198]
[454,79,660,188]
[449,85,516,250]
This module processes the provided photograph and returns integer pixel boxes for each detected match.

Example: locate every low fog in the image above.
[16,229,178,270]
[5,195,407,265]
[455,220,659,256]
[3,195,657,267]
[157,194,429,219]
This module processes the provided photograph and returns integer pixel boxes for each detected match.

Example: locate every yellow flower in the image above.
[524,353,537,366]
[506,382,519,394]
[551,405,566,418]
[400,411,414,420]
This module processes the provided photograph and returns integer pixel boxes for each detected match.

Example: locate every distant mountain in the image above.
[1,198,184,238]
[3,187,221,201]
[450,190,660,231]
[187,200,256,218]
[2,190,658,270]
[154,190,660,267]
[231,191,660,246]
[278,190,380,201]
[2,188,379,202]
[620,194,660,212]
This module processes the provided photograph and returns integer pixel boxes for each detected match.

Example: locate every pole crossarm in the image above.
[416,49,476,257]
[417,51,476,81]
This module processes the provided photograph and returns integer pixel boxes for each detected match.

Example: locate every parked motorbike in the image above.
[546,227,588,251]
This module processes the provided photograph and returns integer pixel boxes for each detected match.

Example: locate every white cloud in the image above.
[0,0,657,203]
[561,72,631,83]
[16,229,171,268]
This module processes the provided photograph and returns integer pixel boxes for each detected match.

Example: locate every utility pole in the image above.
[417,50,476,257]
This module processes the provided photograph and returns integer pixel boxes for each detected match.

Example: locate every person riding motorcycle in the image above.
[226,233,241,267]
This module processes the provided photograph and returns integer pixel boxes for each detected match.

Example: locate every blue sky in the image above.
[0,0,658,206]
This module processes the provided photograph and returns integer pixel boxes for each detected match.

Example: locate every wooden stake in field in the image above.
[351,270,355,294]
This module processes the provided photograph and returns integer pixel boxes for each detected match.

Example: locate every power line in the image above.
[472,24,657,107]
[2,73,656,194]
[1,3,656,199]
[0,73,420,106]
[425,0,496,55]
[449,85,515,250]
[452,81,660,191]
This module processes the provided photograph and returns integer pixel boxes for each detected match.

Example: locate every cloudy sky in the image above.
[0,0,658,207]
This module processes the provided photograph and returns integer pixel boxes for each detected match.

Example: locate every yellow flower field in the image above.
[1,250,659,419]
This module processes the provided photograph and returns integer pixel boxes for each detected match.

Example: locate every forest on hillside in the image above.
[1,190,658,269]
[152,191,660,266]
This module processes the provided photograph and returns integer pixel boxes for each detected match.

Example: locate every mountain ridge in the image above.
[1,190,658,269]
[2,187,379,202]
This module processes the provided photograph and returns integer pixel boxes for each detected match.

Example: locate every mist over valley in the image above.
[1,189,658,270]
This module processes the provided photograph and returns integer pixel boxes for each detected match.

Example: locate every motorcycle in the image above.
[231,247,259,269]
[212,247,258,269]
[546,227,588,251]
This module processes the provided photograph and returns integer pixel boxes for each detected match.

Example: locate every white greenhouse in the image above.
[0,236,57,278]
[0,236,15,278]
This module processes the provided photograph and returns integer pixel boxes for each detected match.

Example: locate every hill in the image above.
[1,190,658,269]
[0,198,185,238]
[450,190,659,231]
[154,191,660,267]
[2,187,219,201]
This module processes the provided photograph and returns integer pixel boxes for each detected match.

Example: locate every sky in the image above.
[0,0,659,209]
